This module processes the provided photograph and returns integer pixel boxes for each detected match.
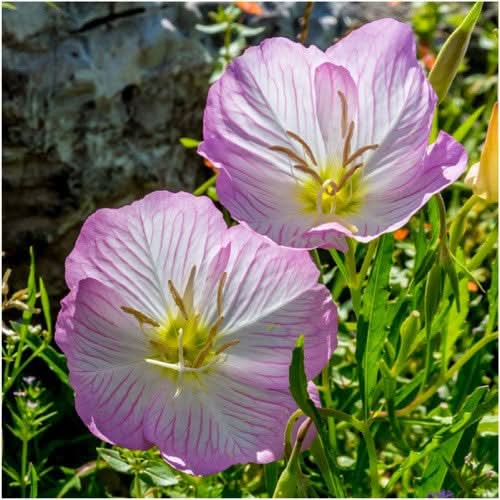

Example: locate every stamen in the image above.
[286,130,318,166]
[121,306,160,327]
[182,265,197,313]
[342,121,355,167]
[168,280,188,320]
[269,145,308,168]
[337,91,348,138]
[336,162,363,192]
[293,164,323,184]
[191,316,224,368]
[345,144,379,168]
[215,340,240,355]
[217,272,227,319]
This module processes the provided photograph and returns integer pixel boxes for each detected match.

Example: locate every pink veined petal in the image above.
[326,18,436,174]
[65,191,227,322]
[145,371,321,475]
[204,224,337,390]
[314,62,359,164]
[199,37,348,250]
[341,131,467,240]
[55,278,166,450]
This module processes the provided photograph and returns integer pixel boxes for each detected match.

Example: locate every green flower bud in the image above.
[392,310,421,376]
[428,2,482,102]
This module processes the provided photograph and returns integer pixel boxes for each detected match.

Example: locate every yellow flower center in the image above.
[270,91,378,231]
[121,267,237,395]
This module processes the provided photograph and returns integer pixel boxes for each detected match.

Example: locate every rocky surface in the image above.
[2,1,412,300]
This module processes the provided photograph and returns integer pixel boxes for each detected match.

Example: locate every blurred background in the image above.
[3,1,497,309]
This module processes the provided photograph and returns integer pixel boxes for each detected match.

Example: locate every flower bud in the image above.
[465,103,498,203]
[392,310,421,375]
[429,2,482,102]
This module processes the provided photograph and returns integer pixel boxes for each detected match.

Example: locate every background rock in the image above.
[2,1,413,303]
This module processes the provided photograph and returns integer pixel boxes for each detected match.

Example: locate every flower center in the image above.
[121,267,237,394]
[270,91,378,229]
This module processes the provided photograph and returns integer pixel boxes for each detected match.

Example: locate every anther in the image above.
[182,265,197,313]
[168,280,188,320]
[342,121,355,167]
[337,91,349,138]
[293,164,323,184]
[336,162,364,192]
[191,316,224,368]
[269,145,309,168]
[121,306,160,327]
[286,130,318,166]
[345,144,379,168]
[215,339,240,355]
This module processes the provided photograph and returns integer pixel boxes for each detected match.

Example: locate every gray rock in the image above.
[3,2,212,296]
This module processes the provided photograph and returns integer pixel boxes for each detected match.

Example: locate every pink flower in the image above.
[55,191,336,475]
[199,19,467,250]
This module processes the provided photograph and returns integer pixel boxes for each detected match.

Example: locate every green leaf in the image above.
[329,249,350,284]
[38,277,52,337]
[477,415,499,435]
[452,105,485,142]
[356,234,394,417]
[179,137,201,149]
[415,386,489,496]
[143,459,178,487]
[1,2,17,10]
[429,2,483,101]
[96,448,132,474]
[21,247,38,335]
[195,22,229,35]
[29,463,38,497]
[386,387,496,494]
[486,258,498,335]
[234,24,266,37]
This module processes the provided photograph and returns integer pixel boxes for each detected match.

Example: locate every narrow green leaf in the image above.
[21,247,38,334]
[453,105,485,142]
[29,464,38,497]
[356,234,394,417]
[38,277,52,337]
[329,249,350,284]
[428,2,483,101]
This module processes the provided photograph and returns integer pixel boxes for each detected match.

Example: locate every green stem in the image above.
[468,225,498,270]
[310,249,324,283]
[309,437,345,498]
[321,364,337,450]
[4,343,46,394]
[283,408,303,459]
[359,422,381,498]
[193,175,216,196]
[20,436,28,498]
[436,193,448,245]
[345,239,361,316]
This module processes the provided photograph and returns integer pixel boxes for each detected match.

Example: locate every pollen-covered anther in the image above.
[121,306,160,328]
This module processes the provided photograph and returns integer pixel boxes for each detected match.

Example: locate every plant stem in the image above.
[193,175,216,196]
[20,436,28,498]
[359,422,381,498]
[321,364,337,450]
[297,1,314,44]
[468,225,498,270]
[345,239,361,316]
[436,193,448,245]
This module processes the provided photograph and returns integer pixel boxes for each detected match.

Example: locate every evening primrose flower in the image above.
[199,19,467,250]
[55,191,336,475]
[465,103,498,203]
